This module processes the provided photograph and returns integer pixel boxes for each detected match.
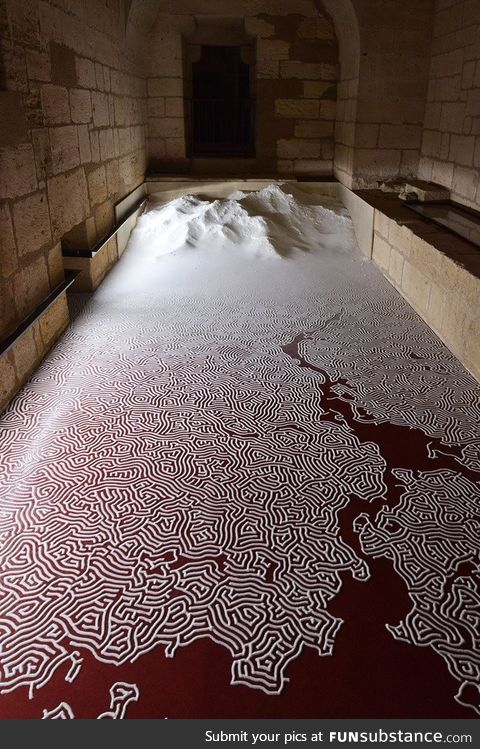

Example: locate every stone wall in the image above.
[0,0,148,412]
[418,0,480,209]
[145,0,338,177]
[370,197,480,382]
[349,0,434,188]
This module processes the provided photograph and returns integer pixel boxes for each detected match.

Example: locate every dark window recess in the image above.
[188,46,255,157]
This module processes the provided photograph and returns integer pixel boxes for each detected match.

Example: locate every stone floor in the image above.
[0,187,479,718]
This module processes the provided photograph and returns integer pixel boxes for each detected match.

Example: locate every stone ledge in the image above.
[0,292,69,414]
[358,190,480,383]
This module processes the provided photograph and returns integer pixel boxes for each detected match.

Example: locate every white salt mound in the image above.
[133,183,351,260]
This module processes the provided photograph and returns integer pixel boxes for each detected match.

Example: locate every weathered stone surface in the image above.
[49,42,77,88]
[275,99,319,119]
[38,293,69,348]
[0,202,18,278]
[70,88,92,124]
[13,255,51,319]
[41,84,70,125]
[12,191,51,256]
[12,327,40,383]
[47,167,89,240]
[49,125,80,174]
[92,91,110,128]
[0,352,17,414]
[46,242,64,287]
[87,165,108,206]
[0,91,28,146]
[0,144,38,199]
[75,56,96,89]
[77,124,92,163]
[26,49,51,82]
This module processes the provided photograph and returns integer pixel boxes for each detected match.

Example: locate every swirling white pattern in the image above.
[0,184,479,711]
[356,469,480,715]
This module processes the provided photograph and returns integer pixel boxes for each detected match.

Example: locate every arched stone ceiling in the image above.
[126,0,360,82]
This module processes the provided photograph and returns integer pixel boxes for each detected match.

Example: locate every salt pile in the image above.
[129,183,352,260]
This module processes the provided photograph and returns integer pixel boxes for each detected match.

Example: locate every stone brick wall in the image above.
[371,205,480,382]
[145,0,338,177]
[349,0,434,189]
[418,0,480,209]
[0,0,147,411]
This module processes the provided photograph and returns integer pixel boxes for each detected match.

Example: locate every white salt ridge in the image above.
[133,183,351,260]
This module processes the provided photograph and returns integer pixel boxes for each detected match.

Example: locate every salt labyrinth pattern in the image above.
[42,682,139,719]
[0,185,479,714]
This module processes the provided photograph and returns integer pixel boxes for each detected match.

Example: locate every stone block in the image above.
[319,100,336,120]
[165,97,184,118]
[275,99,319,119]
[295,120,334,138]
[0,38,28,93]
[464,315,480,380]
[0,92,28,147]
[118,127,132,154]
[147,98,165,118]
[47,242,64,287]
[149,117,184,138]
[379,124,422,150]
[372,233,391,271]
[14,255,50,319]
[257,40,290,60]
[49,125,80,174]
[47,167,89,240]
[70,88,92,124]
[12,327,40,383]
[440,102,467,133]
[355,123,379,149]
[280,61,323,79]
[423,102,442,130]
[106,159,120,196]
[147,78,183,97]
[294,159,332,175]
[439,298,467,353]
[87,165,107,205]
[388,222,412,257]
[49,42,77,88]
[388,248,404,286]
[277,139,321,159]
[452,165,478,201]
[449,134,475,166]
[77,124,92,163]
[95,62,105,91]
[99,128,115,161]
[257,60,280,79]
[12,191,51,256]
[0,352,17,414]
[427,284,446,332]
[165,137,186,159]
[354,149,402,181]
[92,91,110,127]
[401,261,431,315]
[0,202,17,278]
[0,144,38,199]
[38,293,69,348]
[244,18,275,37]
[95,200,114,239]
[41,84,70,125]
[303,81,335,99]
[90,130,100,162]
[76,56,96,89]
[431,160,454,188]
[373,211,390,239]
